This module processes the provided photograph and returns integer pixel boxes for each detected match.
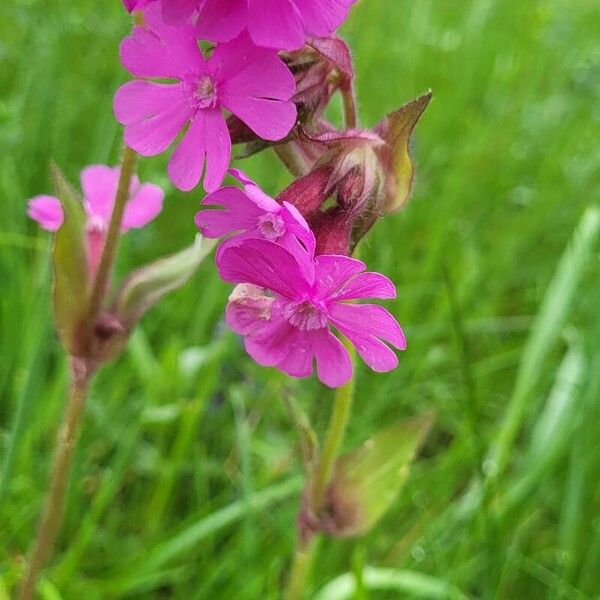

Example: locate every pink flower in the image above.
[113,9,297,192]
[28,165,163,275]
[130,0,355,50]
[218,238,406,387]
[195,169,315,260]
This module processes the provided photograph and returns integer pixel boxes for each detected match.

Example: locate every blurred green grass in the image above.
[1,0,599,598]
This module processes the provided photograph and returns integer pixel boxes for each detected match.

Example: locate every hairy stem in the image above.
[86,145,137,327]
[311,343,356,513]
[18,358,94,600]
[285,342,356,599]
[341,83,358,129]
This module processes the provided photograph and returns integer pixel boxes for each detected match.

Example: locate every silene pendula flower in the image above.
[113,7,297,192]
[195,169,315,262]
[123,0,356,51]
[218,238,406,388]
[27,165,163,275]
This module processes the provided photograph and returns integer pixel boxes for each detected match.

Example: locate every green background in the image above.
[1,0,599,598]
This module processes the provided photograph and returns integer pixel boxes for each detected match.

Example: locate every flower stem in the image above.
[285,537,319,600]
[341,83,358,129]
[285,341,356,599]
[18,358,94,600]
[311,342,356,513]
[86,145,137,327]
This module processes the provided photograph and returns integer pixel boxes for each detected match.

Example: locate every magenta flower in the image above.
[195,169,315,260]
[113,9,297,192]
[28,165,163,275]
[218,238,406,387]
[125,0,355,50]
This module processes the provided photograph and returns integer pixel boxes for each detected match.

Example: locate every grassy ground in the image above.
[1,0,600,598]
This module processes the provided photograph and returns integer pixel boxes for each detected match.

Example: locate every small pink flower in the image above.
[28,165,163,275]
[113,8,297,192]
[133,0,355,50]
[218,238,406,387]
[195,169,315,260]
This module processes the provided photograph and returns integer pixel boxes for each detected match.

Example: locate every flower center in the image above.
[258,212,286,241]
[283,299,328,331]
[183,74,218,110]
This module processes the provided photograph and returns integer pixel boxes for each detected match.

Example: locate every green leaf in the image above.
[487,206,600,477]
[375,91,432,214]
[51,163,88,355]
[113,235,216,329]
[315,566,468,600]
[327,413,434,537]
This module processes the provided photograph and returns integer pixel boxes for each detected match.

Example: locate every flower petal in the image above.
[27,195,64,231]
[217,239,314,299]
[220,94,296,141]
[80,165,120,223]
[119,7,206,79]
[196,186,263,237]
[244,316,295,367]
[281,202,316,256]
[122,183,164,230]
[161,0,198,25]
[314,254,365,299]
[113,80,184,124]
[295,0,355,37]
[216,38,296,100]
[167,112,206,191]
[203,109,231,192]
[225,284,274,335]
[276,327,315,378]
[329,303,406,373]
[195,0,247,43]
[228,169,282,211]
[247,0,305,50]
[332,272,397,301]
[311,328,352,387]
[116,84,192,157]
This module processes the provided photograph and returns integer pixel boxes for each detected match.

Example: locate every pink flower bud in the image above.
[275,129,385,255]
[286,37,354,126]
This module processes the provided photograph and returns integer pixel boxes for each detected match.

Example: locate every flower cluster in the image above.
[196,172,406,387]
[29,1,429,388]
[115,1,355,192]
[113,0,426,387]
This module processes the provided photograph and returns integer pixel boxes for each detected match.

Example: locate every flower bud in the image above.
[285,36,353,127]
[275,129,385,255]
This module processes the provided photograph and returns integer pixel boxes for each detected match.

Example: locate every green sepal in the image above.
[113,235,216,330]
[327,413,434,537]
[50,163,89,355]
[376,91,432,214]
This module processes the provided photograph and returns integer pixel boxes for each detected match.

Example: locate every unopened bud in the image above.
[276,129,385,255]
[285,36,353,127]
